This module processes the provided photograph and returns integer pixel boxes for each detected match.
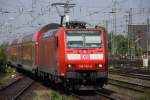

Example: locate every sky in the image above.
[0,0,150,43]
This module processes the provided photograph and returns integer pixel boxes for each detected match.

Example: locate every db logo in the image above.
[82,54,88,60]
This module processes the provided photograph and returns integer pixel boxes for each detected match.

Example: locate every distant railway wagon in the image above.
[7,21,108,90]
[7,39,18,67]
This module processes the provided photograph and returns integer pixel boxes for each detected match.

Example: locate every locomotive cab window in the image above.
[66,30,102,48]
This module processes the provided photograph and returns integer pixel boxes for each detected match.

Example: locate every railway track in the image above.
[71,90,119,100]
[0,76,22,91]
[0,76,34,100]
[110,72,150,80]
[108,78,150,93]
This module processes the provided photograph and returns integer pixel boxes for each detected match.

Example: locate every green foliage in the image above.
[0,45,7,72]
[107,33,143,57]
[107,33,112,53]
[140,94,150,100]
[107,33,128,55]
[0,47,7,65]
[0,68,16,84]
[50,91,76,100]
[51,91,66,100]
[115,35,128,55]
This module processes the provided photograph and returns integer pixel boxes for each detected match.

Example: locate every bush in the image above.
[0,46,7,72]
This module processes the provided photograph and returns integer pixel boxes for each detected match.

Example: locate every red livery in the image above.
[7,21,108,90]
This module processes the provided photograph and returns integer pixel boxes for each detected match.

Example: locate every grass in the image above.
[50,91,77,100]
[0,67,16,85]
[140,94,150,100]
[33,90,77,100]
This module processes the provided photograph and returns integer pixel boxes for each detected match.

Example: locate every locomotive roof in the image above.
[67,21,86,24]
[65,21,87,28]
[40,23,60,31]
[21,23,60,42]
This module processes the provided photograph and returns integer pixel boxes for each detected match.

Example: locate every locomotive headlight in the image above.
[68,64,72,68]
[67,64,75,68]
[98,64,103,68]
[96,64,103,68]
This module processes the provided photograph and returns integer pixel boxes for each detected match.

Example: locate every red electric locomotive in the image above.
[7,21,108,90]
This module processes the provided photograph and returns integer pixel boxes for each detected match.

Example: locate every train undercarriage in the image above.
[13,64,108,91]
[62,70,108,90]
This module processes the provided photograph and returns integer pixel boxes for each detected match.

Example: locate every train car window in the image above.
[22,43,32,65]
[42,29,57,38]
[42,31,51,38]
[55,36,58,48]
[66,30,102,48]
[52,30,58,35]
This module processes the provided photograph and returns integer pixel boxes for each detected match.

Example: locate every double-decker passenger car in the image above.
[7,39,18,67]
[7,21,108,90]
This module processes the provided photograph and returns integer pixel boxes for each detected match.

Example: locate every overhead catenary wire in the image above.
[0,0,150,43]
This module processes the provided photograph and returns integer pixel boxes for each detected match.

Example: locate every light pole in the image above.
[146,18,149,68]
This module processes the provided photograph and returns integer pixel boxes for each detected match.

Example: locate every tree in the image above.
[115,34,128,55]
[107,33,128,57]
[0,46,7,72]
